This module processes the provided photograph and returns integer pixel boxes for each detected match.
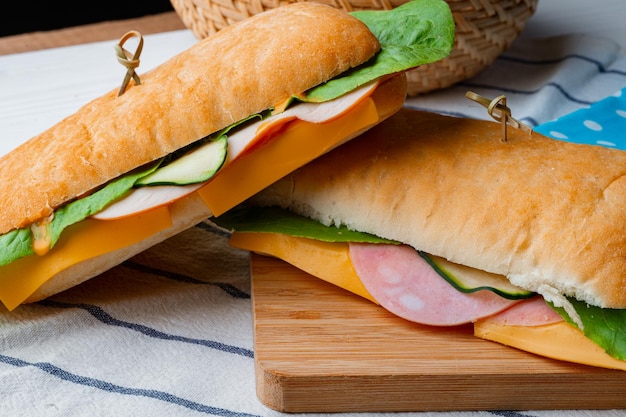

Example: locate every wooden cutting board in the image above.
[250,253,626,413]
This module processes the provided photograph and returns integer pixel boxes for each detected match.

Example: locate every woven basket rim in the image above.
[170,0,538,95]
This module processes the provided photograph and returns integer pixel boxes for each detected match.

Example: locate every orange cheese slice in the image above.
[474,318,626,371]
[0,207,172,310]
[229,232,376,303]
[198,95,379,216]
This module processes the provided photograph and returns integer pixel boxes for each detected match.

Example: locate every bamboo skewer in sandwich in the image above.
[0,0,455,310]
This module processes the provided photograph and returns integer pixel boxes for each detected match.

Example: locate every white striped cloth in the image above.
[1,29,626,417]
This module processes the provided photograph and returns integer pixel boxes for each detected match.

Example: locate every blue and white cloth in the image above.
[534,87,626,148]
[406,34,626,129]
[1,28,626,417]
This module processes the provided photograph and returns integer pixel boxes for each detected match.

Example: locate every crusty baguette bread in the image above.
[0,2,379,235]
[250,108,626,309]
[24,73,407,304]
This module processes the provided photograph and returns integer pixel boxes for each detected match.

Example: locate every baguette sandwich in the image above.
[0,0,455,310]
[217,108,626,371]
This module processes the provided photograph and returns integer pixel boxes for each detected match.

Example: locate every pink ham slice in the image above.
[477,295,563,327]
[349,243,522,326]
[91,183,205,220]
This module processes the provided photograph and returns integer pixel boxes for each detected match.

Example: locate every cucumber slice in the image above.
[137,136,228,186]
[419,252,535,300]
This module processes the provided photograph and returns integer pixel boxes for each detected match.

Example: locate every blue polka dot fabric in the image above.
[534,87,626,149]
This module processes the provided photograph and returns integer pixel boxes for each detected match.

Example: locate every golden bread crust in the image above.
[0,2,379,234]
[252,108,626,308]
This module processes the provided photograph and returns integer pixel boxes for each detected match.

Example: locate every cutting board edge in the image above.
[254,357,626,412]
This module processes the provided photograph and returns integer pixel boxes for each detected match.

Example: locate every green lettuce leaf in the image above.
[549,298,626,361]
[213,205,397,244]
[0,163,159,267]
[303,0,455,102]
[0,229,32,266]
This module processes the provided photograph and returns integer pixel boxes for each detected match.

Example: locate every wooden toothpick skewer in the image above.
[465,91,531,141]
[114,30,144,96]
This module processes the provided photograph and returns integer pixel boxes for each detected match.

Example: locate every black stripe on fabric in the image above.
[122,261,250,299]
[402,105,541,129]
[0,354,260,417]
[36,300,254,358]
[459,80,597,106]
[499,53,626,77]
[457,81,594,106]
[403,105,471,119]
[488,411,535,417]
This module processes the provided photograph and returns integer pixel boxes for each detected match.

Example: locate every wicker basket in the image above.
[170,0,537,96]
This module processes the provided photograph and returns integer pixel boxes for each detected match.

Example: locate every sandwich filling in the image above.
[0,0,456,310]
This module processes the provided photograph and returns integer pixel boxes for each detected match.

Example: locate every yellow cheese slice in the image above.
[229,232,376,303]
[0,207,172,310]
[0,92,381,310]
[474,319,626,371]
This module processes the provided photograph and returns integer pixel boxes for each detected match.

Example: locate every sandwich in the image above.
[0,0,455,311]
[215,107,626,371]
